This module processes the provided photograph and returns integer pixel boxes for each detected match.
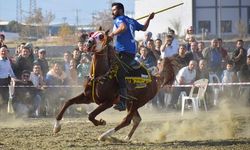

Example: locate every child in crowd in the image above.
[221,60,237,99]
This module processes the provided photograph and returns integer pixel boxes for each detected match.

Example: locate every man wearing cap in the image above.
[0,46,15,108]
[110,2,154,111]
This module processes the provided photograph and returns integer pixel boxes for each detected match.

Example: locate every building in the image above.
[134,0,250,40]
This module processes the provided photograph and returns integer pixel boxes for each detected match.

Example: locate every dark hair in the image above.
[0,34,5,40]
[112,2,124,13]
[155,39,162,43]
[22,70,31,75]
[227,60,234,66]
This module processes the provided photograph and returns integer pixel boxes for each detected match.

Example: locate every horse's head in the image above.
[84,30,111,53]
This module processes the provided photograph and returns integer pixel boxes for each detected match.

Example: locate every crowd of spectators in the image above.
[0,26,250,117]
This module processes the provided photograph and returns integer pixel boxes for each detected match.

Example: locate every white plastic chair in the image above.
[209,73,222,106]
[181,78,209,116]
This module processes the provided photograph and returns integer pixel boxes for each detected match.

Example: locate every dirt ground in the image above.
[0,102,250,150]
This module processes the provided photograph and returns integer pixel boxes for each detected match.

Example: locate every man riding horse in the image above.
[110,2,155,111]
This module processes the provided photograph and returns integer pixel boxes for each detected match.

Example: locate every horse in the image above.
[53,30,175,141]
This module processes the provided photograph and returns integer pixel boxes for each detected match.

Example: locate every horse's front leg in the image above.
[54,92,89,133]
[88,102,113,126]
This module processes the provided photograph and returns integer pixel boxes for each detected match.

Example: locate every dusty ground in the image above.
[0,102,250,150]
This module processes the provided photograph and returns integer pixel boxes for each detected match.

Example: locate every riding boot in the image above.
[113,88,128,111]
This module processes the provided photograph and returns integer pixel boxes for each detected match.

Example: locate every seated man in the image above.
[169,60,197,109]
[13,70,38,117]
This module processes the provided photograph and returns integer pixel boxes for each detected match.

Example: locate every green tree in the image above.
[7,20,22,32]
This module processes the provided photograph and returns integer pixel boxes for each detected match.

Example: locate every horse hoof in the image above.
[100,119,106,125]
[53,121,61,133]
[98,128,115,141]
[124,136,130,141]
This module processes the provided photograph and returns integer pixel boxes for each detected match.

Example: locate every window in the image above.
[198,20,211,33]
[221,20,232,33]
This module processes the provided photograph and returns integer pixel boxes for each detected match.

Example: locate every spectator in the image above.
[142,31,153,47]
[202,39,223,75]
[34,48,49,78]
[29,64,46,116]
[160,34,176,58]
[135,46,157,68]
[189,41,203,62]
[186,36,196,51]
[77,56,91,83]
[45,62,68,105]
[184,26,194,42]
[33,46,40,60]
[173,44,193,71]
[169,60,197,109]
[146,39,160,61]
[72,48,81,66]
[198,41,205,53]
[231,39,247,72]
[168,28,179,54]
[221,60,238,99]
[0,47,16,109]
[13,70,37,117]
[69,59,78,85]
[196,59,209,80]
[217,38,229,70]
[0,34,5,47]
[14,45,33,79]
[154,38,162,56]
[63,51,72,77]
[238,49,250,105]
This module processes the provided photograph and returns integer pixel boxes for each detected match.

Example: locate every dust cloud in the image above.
[148,98,250,142]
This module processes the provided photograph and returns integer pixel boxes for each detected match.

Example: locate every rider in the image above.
[109,2,154,111]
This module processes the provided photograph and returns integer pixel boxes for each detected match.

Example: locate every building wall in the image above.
[134,0,192,40]
[134,0,250,39]
[194,0,250,37]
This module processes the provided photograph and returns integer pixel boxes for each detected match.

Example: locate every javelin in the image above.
[136,2,184,20]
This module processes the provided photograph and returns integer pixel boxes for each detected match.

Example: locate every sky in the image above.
[0,0,134,25]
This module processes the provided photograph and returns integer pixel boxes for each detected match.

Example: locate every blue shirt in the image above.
[113,15,144,54]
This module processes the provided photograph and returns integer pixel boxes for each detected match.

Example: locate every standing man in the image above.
[110,2,154,111]
[0,47,15,108]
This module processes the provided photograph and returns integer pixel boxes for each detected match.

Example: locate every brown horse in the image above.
[53,30,175,141]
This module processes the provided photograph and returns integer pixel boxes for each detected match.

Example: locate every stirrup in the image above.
[113,101,126,111]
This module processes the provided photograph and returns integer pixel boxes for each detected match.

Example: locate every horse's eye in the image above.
[99,34,104,40]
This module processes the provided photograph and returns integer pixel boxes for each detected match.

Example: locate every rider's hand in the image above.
[149,12,155,20]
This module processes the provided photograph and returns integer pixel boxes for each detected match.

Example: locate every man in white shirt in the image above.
[169,60,197,109]
[0,47,15,106]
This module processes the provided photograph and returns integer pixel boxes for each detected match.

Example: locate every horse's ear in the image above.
[98,26,103,31]
[105,30,110,35]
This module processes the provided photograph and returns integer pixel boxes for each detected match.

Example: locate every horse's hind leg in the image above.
[54,93,87,133]
[98,104,137,141]
[125,110,141,141]
[88,102,113,126]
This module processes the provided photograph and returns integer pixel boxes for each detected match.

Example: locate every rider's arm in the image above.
[110,23,126,37]
[141,12,155,31]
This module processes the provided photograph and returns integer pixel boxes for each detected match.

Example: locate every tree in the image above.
[169,18,182,37]
[236,19,247,39]
[21,8,55,38]
[58,23,74,44]
[91,10,113,31]
[7,20,22,32]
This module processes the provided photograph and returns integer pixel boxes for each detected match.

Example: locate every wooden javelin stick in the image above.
[136,2,184,20]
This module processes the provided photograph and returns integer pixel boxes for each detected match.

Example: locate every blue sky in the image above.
[0,0,134,25]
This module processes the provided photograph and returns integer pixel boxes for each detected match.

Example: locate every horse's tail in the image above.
[161,57,179,86]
